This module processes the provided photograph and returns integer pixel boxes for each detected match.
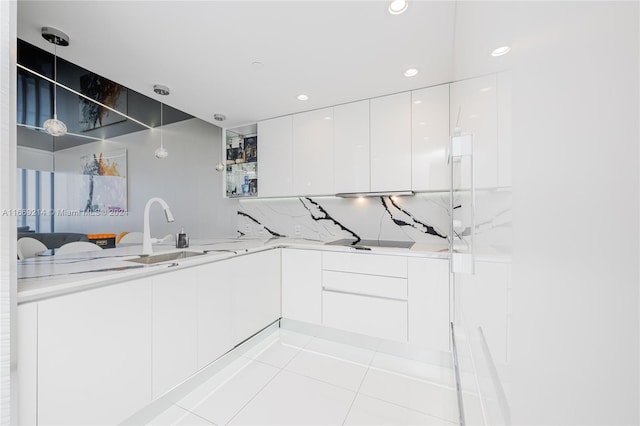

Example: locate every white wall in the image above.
[53,118,238,239]
[453,1,639,424]
[17,146,53,171]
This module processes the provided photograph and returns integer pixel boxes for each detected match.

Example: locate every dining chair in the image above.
[17,237,48,260]
[56,241,103,255]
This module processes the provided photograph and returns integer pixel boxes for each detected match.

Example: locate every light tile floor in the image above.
[147,329,459,426]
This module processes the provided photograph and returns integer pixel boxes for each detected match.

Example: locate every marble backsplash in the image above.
[237,190,512,253]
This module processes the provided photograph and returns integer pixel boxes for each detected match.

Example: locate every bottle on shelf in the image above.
[242,175,250,195]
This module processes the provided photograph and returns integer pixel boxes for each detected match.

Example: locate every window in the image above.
[17,168,54,233]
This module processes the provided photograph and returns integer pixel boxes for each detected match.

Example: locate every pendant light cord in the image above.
[160,93,164,149]
[53,43,57,118]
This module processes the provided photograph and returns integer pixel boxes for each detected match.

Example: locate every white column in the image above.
[0,0,18,424]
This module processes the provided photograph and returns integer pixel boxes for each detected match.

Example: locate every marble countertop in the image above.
[18,237,508,304]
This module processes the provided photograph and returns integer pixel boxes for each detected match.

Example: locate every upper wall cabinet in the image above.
[258,116,293,197]
[370,92,412,192]
[292,108,334,196]
[411,84,450,192]
[450,75,498,189]
[333,100,370,194]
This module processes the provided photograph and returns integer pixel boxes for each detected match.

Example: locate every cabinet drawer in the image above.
[322,291,407,342]
[322,270,407,300]
[322,252,407,278]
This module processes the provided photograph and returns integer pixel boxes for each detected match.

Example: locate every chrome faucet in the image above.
[142,197,175,255]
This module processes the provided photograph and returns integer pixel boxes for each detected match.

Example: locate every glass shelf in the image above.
[225,131,258,198]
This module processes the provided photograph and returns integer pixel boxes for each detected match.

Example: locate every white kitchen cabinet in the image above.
[412,84,450,192]
[292,107,334,195]
[323,270,407,300]
[456,260,510,364]
[152,268,199,398]
[18,303,37,426]
[231,250,281,344]
[37,278,153,425]
[333,100,370,193]
[497,71,512,187]
[323,291,408,342]
[323,251,407,277]
[321,251,408,343]
[257,115,293,197]
[370,92,412,192]
[450,74,498,189]
[197,261,233,369]
[408,257,450,351]
[281,249,322,324]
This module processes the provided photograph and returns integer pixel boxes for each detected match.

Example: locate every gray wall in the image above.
[52,118,238,239]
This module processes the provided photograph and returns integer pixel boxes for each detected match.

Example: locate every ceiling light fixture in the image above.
[41,27,68,137]
[388,0,408,15]
[403,68,419,77]
[297,94,309,101]
[213,113,226,122]
[491,46,511,57]
[153,84,170,159]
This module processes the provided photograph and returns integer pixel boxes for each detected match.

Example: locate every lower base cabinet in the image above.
[21,248,453,425]
[281,251,451,351]
[408,257,451,352]
[197,261,233,369]
[231,249,281,343]
[37,277,153,425]
[152,269,199,398]
[21,250,282,425]
[322,291,408,342]
[281,249,322,324]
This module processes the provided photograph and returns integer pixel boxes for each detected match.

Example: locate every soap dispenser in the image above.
[176,227,189,248]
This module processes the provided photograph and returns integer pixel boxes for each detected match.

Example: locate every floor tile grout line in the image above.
[366,364,458,391]
[224,331,311,425]
[172,403,219,425]
[356,380,458,425]
[352,393,459,425]
[349,349,459,425]
[219,362,284,425]
[280,366,364,394]
[340,349,377,425]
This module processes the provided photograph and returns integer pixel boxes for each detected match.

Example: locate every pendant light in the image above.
[41,27,68,137]
[214,114,226,172]
[153,84,170,159]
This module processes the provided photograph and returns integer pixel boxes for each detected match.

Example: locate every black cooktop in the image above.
[325,239,415,249]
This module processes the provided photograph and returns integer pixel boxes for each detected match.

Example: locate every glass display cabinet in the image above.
[225,125,257,198]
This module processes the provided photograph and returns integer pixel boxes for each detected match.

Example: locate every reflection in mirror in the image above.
[16,168,54,234]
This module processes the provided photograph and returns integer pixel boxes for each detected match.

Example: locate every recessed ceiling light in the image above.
[491,46,511,57]
[404,68,419,77]
[388,0,408,15]
[323,116,332,120]
[297,94,309,101]
[480,87,492,92]
[413,100,422,105]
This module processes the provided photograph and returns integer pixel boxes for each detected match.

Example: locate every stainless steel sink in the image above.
[125,250,205,265]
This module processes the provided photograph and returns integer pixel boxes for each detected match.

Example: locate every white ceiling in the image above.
[17,1,457,130]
